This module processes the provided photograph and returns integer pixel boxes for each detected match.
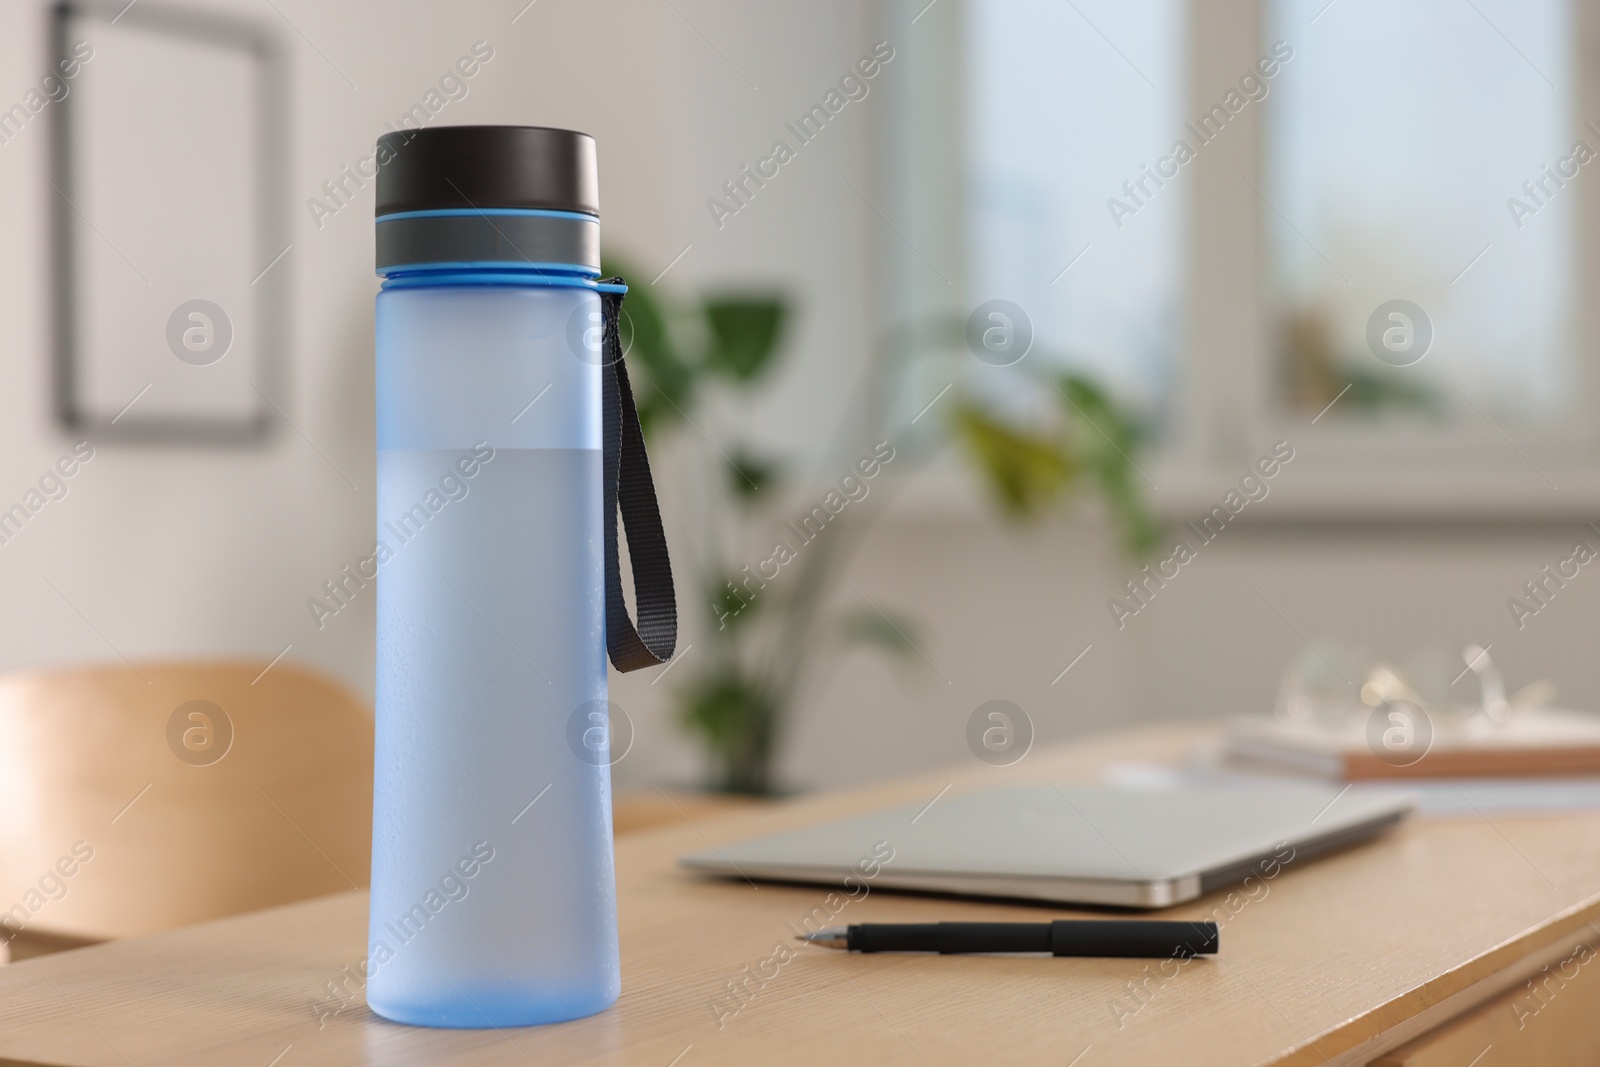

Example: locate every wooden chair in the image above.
[0,660,373,957]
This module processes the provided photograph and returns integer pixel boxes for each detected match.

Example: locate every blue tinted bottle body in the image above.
[368,271,618,1027]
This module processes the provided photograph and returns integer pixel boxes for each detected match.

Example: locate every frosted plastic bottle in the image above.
[367,127,620,1028]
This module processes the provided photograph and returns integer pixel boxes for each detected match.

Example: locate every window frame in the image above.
[884,0,1600,521]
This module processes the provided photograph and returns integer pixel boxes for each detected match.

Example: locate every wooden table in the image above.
[4,723,1600,1066]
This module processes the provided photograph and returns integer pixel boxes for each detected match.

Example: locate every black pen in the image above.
[797,920,1218,957]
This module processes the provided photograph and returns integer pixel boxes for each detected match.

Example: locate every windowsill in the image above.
[880,449,1600,526]
[1147,468,1600,524]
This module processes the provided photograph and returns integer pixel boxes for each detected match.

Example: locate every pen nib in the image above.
[796,926,848,949]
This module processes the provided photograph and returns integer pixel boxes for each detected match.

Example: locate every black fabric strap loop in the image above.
[600,279,677,671]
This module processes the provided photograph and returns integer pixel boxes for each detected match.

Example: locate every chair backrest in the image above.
[0,660,372,942]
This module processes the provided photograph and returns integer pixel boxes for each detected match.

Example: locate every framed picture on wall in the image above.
[50,0,287,442]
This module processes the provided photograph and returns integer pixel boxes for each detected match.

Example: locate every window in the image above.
[1266,0,1576,428]
[964,0,1186,424]
[893,0,1600,511]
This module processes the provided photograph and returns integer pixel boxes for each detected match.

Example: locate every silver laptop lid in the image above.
[680,783,1413,908]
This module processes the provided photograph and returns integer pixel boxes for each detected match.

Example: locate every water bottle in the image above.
[367,126,676,1028]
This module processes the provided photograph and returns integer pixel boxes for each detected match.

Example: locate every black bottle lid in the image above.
[375,125,599,217]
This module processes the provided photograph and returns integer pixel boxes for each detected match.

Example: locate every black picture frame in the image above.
[50,0,288,444]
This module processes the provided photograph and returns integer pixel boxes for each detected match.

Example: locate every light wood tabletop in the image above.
[3,722,1600,1067]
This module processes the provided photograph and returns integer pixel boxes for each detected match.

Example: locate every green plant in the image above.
[608,257,1155,794]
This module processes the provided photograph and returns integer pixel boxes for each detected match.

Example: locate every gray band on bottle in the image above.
[376,213,600,272]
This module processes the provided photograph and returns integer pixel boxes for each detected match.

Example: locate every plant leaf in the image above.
[1058,374,1140,453]
[1056,374,1160,554]
[726,447,781,503]
[702,297,787,381]
[950,400,1076,518]
[678,671,775,751]
[836,608,919,657]
[707,573,761,632]
[601,256,697,435]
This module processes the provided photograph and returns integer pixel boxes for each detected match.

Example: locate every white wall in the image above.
[1,0,1595,794]
[0,0,679,695]
[777,508,1600,790]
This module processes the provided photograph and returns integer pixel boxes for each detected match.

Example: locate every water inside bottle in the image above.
[369,446,619,1027]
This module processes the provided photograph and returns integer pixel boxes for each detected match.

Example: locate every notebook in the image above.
[1224,708,1600,780]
